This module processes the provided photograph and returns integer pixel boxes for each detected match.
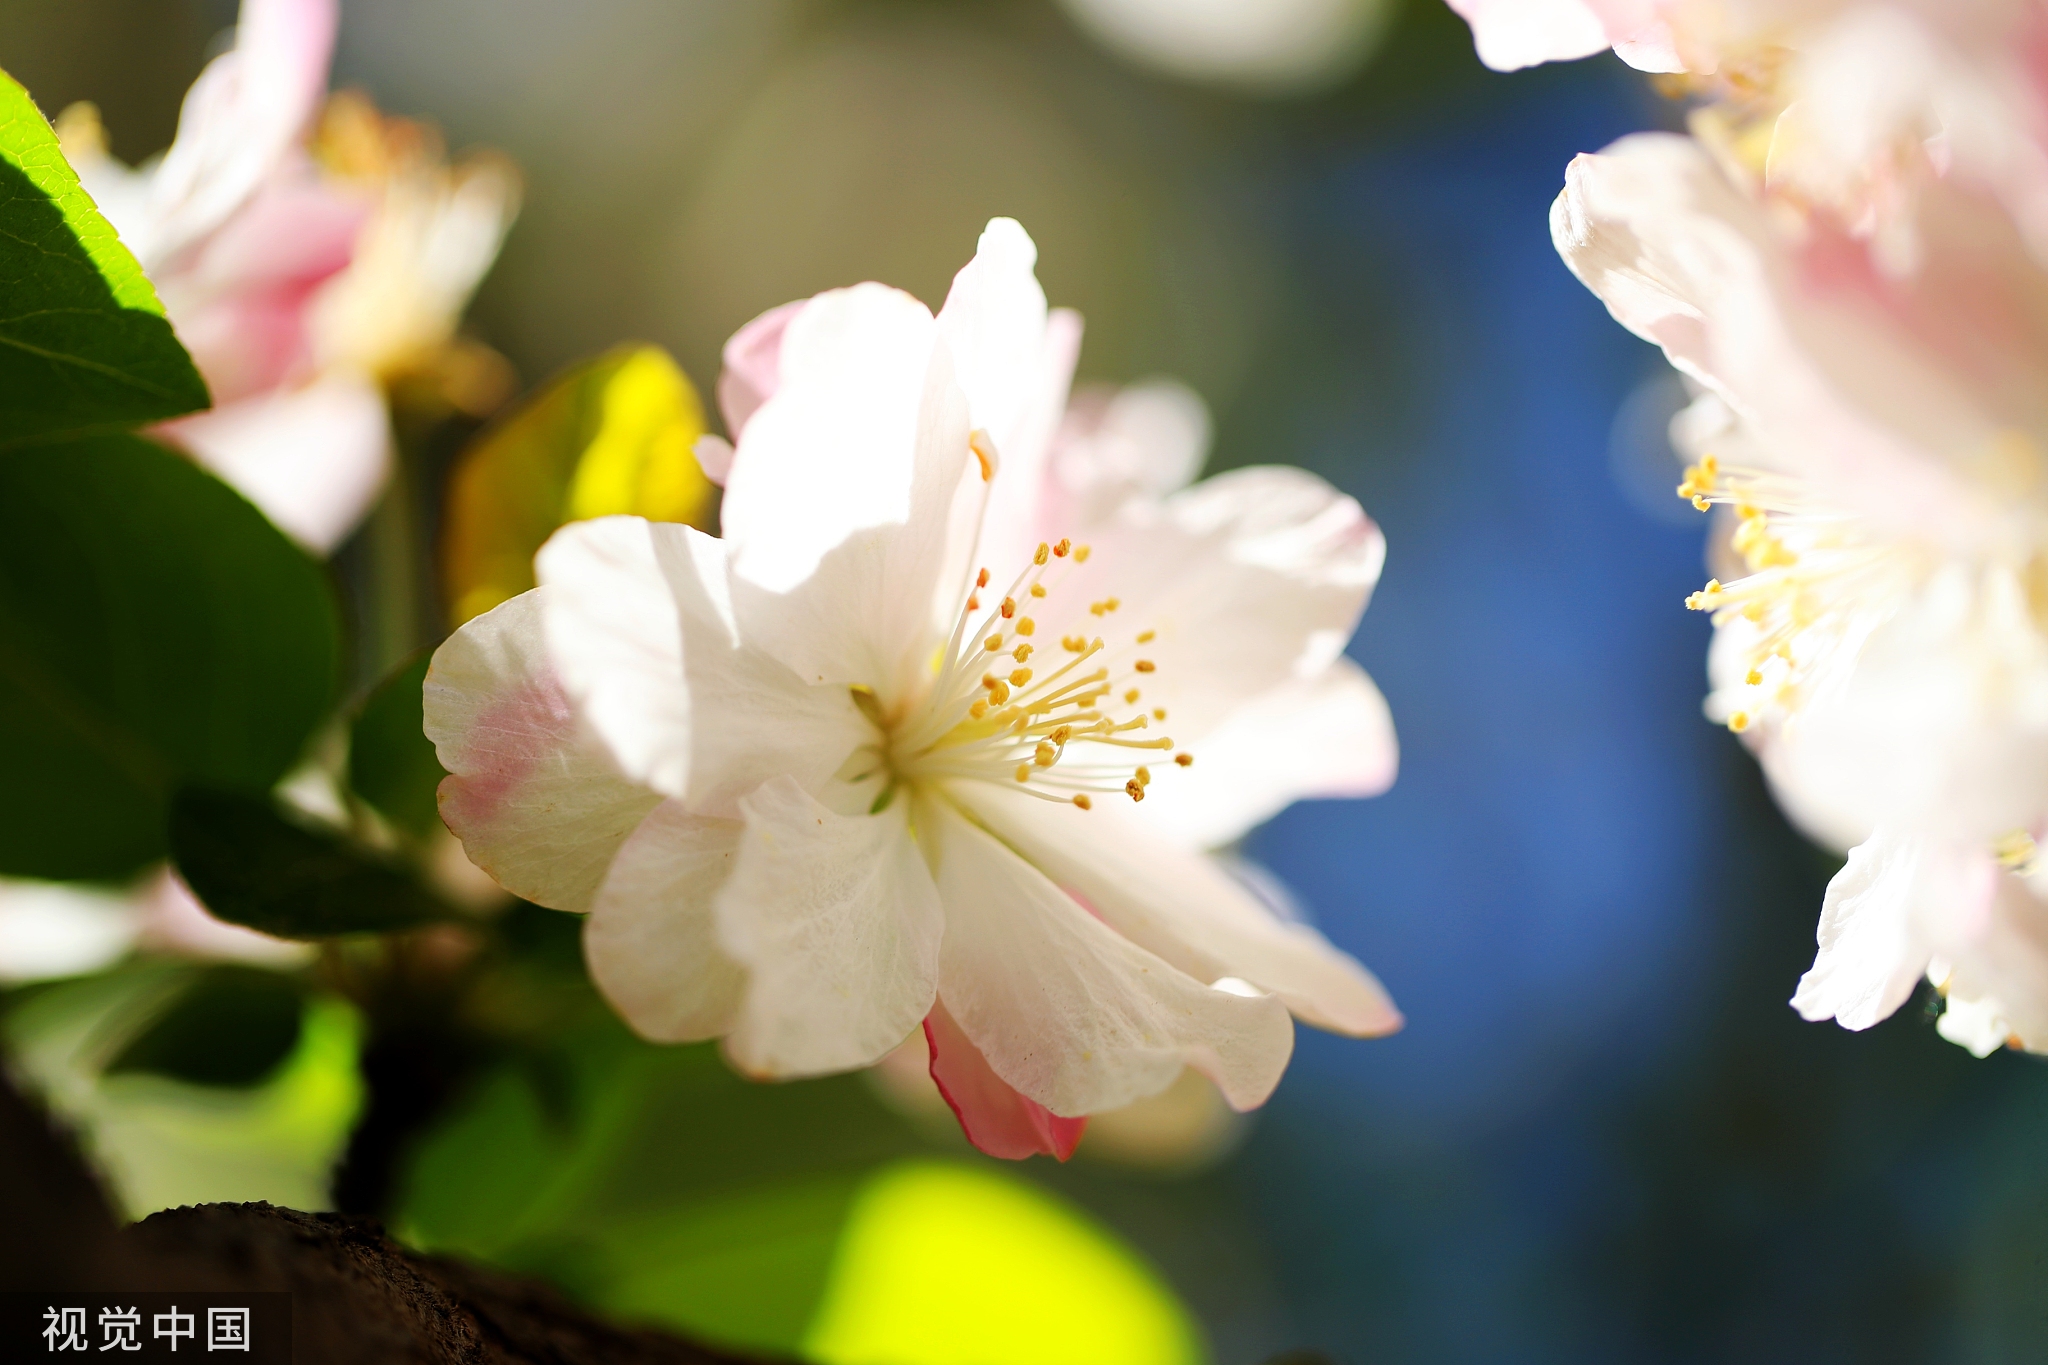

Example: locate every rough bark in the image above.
[0,1071,777,1364]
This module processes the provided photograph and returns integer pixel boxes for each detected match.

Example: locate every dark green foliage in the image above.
[0,70,209,444]
[0,436,340,879]
[169,789,454,940]
[349,652,447,844]
[106,966,305,1088]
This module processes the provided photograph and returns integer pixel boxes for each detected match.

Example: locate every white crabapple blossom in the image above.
[1447,0,2048,276]
[59,0,515,552]
[425,219,1401,1158]
[1552,129,2048,1055]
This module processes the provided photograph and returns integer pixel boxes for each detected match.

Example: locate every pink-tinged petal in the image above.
[1791,828,1947,1031]
[1551,133,1988,544]
[922,794,1295,1116]
[716,299,805,443]
[163,172,370,402]
[715,777,944,1079]
[142,0,339,266]
[535,517,867,818]
[160,369,390,553]
[952,782,1400,1039]
[924,999,1085,1162]
[586,799,747,1043]
[425,588,661,912]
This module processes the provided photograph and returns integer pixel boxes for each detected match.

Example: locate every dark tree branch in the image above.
[1,1070,780,1364]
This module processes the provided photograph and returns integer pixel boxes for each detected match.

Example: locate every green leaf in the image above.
[104,965,305,1088]
[0,70,210,444]
[349,651,446,844]
[0,435,340,879]
[442,344,711,625]
[168,788,455,939]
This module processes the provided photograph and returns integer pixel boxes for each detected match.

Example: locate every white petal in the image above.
[723,287,974,703]
[161,371,390,553]
[1034,463,1384,741]
[1444,0,1678,73]
[1049,378,1211,523]
[1791,828,1941,1031]
[424,588,660,911]
[936,217,1050,460]
[1132,656,1396,849]
[925,794,1294,1115]
[0,879,139,984]
[953,782,1397,1037]
[536,517,866,817]
[715,299,804,442]
[585,800,747,1043]
[715,777,943,1079]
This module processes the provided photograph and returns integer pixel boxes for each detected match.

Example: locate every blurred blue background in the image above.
[10,0,2048,1360]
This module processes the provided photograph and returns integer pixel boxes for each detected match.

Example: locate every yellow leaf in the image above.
[442,344,711,625]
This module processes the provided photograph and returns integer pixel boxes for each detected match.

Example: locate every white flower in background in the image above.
[427,218,1400,1158]
[1447,0,2048,275]
[60,0,516,552]
[1056,0,1399,94]
[1553,130,2048,1054]
[0,869,308,986]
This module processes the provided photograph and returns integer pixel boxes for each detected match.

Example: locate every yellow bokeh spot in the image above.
[801,1160,1204,1365]
[443,343,711,625]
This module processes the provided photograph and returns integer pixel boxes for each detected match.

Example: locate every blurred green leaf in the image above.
[349,652,445,844]
[169,789,455,939]
[442,344,711,625]
[0,70,209,444]
[105,965,304,1088]
[5,961,363,1218]
[0,436,340,880]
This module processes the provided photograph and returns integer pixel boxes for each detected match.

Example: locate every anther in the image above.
[1073,794,1092,810]
[984,636,1003,652]
[967,596,980,611]
[1074,545,1092,563]
[1013,644,1033,661]
[1015,618,1035,637]
[1054,539,1071,557]
[1728,711,1750,733]
[1125,689,1141,704]
[1016,765,1032,782]
[1104,597,1120,612]
[1174,752,1193,767]
[1010,668,1032,686]
[990,681,1011,704]
[970,700,989,719]
[977,568,990,589]
[1050,725,1072,744]
[1153,708,1167,721]
[1034,741,1057,767]
[1745,668,1763,686]
[1090,601,1107,617]
[1034,543,1051,566]
[1134,659,1156,673]
[1001,597,1016,619]
[1134,766,1151,786]
[1125,778,1146,802]
[1136,630,1155,644]
[1029,584,1046,598]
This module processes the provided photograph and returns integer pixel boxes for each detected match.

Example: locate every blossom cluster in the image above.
[425,219,1402,1157]
[1448,0,2048,1054]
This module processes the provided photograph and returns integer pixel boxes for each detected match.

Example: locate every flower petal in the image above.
[1132,655,1396,849]
[1791,828,1943,1031]
[924,998,1086,1161]
[952,782,1399,1038]
[716,776,943,1079]
[424,588,661,911]
[585,798,747,1043]
[1033,464,1385,742]
[1444,0,1678,74]
[924,794,1294,1116]
[161,369,390,553]
[535,517,867,818]
[723,286,974,702]
[936,217,1052,462]
[141,0,339,265]
[715,298,804,444]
